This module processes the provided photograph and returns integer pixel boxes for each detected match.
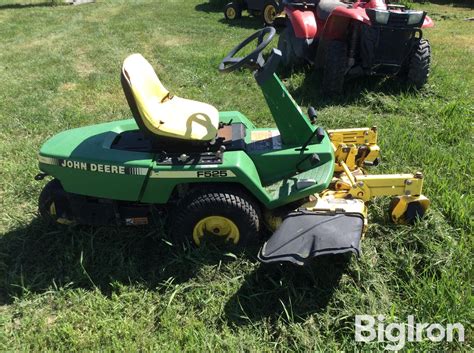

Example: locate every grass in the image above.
[0,0,472,350]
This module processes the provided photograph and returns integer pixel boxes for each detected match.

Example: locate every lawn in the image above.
[0,0,472,350]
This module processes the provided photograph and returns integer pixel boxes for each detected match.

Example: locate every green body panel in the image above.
[39,119,152,201]
[38,74,335,209]
[259,73,316,146]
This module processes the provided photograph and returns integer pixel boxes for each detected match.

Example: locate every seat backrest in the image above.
[121,54,169,136]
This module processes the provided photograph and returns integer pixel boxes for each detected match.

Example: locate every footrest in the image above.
[258,210,364,266]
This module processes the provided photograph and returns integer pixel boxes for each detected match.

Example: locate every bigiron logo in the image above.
[355,315,465,350]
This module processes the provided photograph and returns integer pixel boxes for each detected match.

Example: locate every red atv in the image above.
[278,0,434,93]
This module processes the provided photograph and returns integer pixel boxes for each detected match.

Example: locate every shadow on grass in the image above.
[0,2,59,10]
[195,0,228,14]
[224,254,350,324]
[218,17,266,30]
[282,65,421,110]
[0,216,348,321]
[0,217,242,305]
[424,0,474,9]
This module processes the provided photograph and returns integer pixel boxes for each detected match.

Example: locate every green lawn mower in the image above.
[37,28,430,265]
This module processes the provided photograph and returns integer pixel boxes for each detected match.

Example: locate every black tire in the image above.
[404,202,426,225]
[38,179,74,225]
[224,2,242,20]
[278,26,300,68]
[171,186,261,247]
[263,1,279,25]
[407,39,431,89]
[322,40,347,95]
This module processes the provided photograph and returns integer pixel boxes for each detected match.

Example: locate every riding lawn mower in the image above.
[36,28,429,265]
[278,0,434,93]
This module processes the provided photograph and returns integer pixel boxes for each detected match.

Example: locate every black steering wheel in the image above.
[219,27,276,73]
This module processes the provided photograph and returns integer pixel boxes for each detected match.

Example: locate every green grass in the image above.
[0,0,472,350]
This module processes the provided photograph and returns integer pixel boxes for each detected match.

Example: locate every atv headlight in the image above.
[367,9,390,25]
[406,11,425,26]
[375,10,390,25]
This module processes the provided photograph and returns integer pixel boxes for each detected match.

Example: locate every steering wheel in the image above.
[219,27,276,73]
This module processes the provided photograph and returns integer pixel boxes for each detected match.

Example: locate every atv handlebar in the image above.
[218,27,276,73]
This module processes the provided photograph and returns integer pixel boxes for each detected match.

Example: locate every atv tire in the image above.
[263,1,279,26]
[224,2,242,20]
[322,40,347,95]
[278,26,302,68]
[39,179,74,225]
[171,186,261,247]
[407,39,431,89]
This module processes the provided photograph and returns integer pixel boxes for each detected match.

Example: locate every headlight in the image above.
[366,9,390,25]
[374,10,390,25]
[406,11,425,25]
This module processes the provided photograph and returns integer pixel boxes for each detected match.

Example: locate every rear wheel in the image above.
[407,39,431,88]
[171,186,261,247]
[322,40,347,95]
[38,179,74,225]
[263,1,279,25]
[224,2,242,20]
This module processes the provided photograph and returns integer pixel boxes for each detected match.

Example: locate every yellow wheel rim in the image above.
[193,216,240,246]
[50,202,57,216]
[264,6,276,24]
[226,7,236,20]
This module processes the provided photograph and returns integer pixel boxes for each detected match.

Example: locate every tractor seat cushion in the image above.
[317,0,348,21]
[122,54,219,141]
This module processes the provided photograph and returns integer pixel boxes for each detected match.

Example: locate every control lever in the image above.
[308,106,317,125]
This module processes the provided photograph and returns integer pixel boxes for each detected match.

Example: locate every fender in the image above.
[287,7,318,39]
[321,7,370,41]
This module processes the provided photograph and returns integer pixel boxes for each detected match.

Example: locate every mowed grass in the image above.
[0,0,472,350]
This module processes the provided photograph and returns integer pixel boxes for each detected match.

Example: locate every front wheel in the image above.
[262,1,279,26]
[389,196,427,225]
[407,39,431,88]
[224,2,242,20]
[322,40,347,95]
[38,179,74,225]
[171,187,261,247]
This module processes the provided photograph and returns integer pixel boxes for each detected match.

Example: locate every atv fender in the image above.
[286,7,317,39]
[322,7,370,42]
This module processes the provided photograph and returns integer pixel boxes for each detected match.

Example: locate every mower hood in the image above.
[258,210,364,265]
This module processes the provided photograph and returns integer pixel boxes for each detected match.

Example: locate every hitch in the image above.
[328,127,380,172]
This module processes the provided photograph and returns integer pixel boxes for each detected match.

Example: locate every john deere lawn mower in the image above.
[37,28,429,265]
[278,0,434,93]
[224,0,285,26]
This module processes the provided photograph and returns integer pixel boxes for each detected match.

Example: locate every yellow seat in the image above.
[122,54,219,141]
